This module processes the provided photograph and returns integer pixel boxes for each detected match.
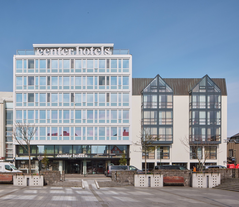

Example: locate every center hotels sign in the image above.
[36,46,112,56]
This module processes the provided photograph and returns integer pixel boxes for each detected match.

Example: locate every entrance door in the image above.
[66,161,81,174]
[87,160,105,174]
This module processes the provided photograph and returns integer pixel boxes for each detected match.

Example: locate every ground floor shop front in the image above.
[15,144,129,174]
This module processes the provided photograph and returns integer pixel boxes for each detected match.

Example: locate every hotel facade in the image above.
[12,43,227,173]
[13,44,132,174]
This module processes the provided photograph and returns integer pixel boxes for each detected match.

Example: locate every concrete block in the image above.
[134,174,163,187]
[13,175,44,186]
[192,173,220,188]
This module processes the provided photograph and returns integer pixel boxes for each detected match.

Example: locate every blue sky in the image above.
[0,0,238,136]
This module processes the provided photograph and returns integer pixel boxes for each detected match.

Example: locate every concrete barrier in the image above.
[13,175,44,186]
[134,174,163,187]
[192,173,220,188]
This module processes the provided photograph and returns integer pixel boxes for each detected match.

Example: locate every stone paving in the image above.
[0,183,239,207]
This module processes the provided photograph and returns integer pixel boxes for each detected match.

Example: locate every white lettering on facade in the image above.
[36,46,112,56]
[56,154,88,158]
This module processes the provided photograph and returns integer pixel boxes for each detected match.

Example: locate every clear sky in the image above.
[0,0,238,137]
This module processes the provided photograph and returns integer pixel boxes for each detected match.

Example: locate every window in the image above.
[87,77,93,88]
[157,146,170,159]
[40,94,46,103]
[28,110,34,121]
[75,127,81,139]
[63,77,69,88]
[51,60,58,69]
[51,110,58,121]
[87,110,93,123]
[87,93,93,106]
[111,76,117,88]
[28,93,34,102]
[190,146,202,159]
[99,94,105,106]
[99,110,105,123]
[71,93,74,102]
[51,94,58,103]
[99,59,105,68]
[159,111,172,125]
[16,110,22,120]
[63,110,70,123]
[75,94,81,105]
[123,59,129,68]
[40,110,46,123]
[16,94,22,103]
[75,77,81,88]
[28,59,34,69]
[123,127,129,136]
[87,60,93,68]
[111,110,117,123]
[28,77,34,85]
[123,76,129,88]
[123,94,129,106]
[16,77,22,86]
[63,60,70,69]
[99,76,105,86]
[123,110,129,123]
[75,110,81,122]
[111,93,117,106]
[205,146,217,159]
[63,94,70,105]
[52,77,58,86]
[40,77,46,86]
[63,127,70,136]
[16,60,22,69]
[111,127,117,140]
[40,60,46,68]
[111,59,117,68]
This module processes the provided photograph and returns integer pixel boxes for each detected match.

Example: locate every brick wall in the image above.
[153,170,192,186]
[40,171,62,185]
[206,169,239,180]
[0,172,22,183]
[111,171,136,185]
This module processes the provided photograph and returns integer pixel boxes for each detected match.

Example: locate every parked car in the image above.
[204,165,226,169]
[227,164,235,169]
[105,165,143,177]
[0,162,22,173]
[155,165,187,170]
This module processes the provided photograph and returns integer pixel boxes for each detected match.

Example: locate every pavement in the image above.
[0,183,239,207]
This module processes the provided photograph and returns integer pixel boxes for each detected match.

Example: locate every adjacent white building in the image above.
[0,92,13,161]
[130,75,227,170]
[13,44,132,173]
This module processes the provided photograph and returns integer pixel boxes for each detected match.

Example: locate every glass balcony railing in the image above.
[16,49,130,55]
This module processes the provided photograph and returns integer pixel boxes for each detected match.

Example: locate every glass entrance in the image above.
[65,160,82,174]
[87,160,105,174]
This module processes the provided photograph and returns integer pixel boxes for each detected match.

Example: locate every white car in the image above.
[0,162,22,173]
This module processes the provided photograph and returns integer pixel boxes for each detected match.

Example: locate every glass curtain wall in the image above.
[189,75,221,144]
[141,75,173,143]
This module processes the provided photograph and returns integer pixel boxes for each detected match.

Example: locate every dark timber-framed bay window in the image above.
[142,75,173,144]
[189,75,221,144]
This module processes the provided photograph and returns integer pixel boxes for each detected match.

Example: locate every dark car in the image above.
[155,165,187,170]
[105,165,143,177]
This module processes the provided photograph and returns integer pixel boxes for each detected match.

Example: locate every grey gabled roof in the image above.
[132,77,227,96]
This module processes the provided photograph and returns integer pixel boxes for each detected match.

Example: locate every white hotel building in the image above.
[13,44,132,174]
[13,43,227,173]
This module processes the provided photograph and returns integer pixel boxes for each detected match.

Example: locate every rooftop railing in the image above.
[16,49,130,55]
